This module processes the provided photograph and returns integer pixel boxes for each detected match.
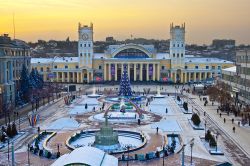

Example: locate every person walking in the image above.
[156,127,159,134]
[166,108,168,114]
[233,126,235,133]
[232,118,234,124]
[220,113,222,118]
[224,118,226,123]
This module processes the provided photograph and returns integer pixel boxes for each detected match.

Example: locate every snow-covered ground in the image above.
[151,119,182,132]
[69,96,99,115]
[149,97,175,115]
[46,118,79,130]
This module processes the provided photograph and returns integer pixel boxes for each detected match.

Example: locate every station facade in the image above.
[31,23,233,84]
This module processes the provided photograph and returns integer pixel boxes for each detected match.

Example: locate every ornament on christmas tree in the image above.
[118,65,132,96]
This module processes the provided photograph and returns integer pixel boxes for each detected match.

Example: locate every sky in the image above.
[0,0,249,44]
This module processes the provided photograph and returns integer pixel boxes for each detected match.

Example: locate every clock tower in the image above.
[170,23,185,69]
[78,22,93,68]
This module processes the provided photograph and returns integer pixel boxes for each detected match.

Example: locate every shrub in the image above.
[47,151,52,158]
[177,96,181,102]
[183,102,188,111]
[39,149,43,156]
[11,123,18,136]
[191,113,201,126]
[205,130,212,141]
[209,136,217,147]
[7,124,12,138]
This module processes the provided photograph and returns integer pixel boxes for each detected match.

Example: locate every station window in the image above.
[185,66,188,69]
[161,66,165,70]
[177,53,179,57]
[80,44,82,47]
[65,65,68,69]
[76,65,79,69]
[212,66,215,69]
[80,53,82,56]
[89,44,91,47]
[195,66,199,69]
[218,66,221,70]
[84,44,86,47]
[177,44,179,47]
[173,44,175,47]
[99,65,102,70]
[206,66,209,69]
[40,67,43,72]
[173,53,175,57]
[54,65,57,69]
[181,53,183,57]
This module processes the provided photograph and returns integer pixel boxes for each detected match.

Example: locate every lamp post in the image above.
[181,144,186,166]
[162,146,165,166]
[27,143,30,166]
[126,145,130,166]
[215,132,219,152]
[190,141,194,165]
[204,120,207,137]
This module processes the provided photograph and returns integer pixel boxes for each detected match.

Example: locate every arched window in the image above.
[114,48,149,59]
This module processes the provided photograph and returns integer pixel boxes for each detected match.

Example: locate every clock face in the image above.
[82,33,89,40]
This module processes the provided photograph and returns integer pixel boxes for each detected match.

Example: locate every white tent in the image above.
[51,146,118,166]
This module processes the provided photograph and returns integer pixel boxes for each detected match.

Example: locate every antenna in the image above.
[12,12,16,39]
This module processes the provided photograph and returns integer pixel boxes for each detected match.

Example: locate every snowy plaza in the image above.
[1,78,250,166]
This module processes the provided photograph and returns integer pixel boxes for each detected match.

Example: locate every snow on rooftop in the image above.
[185,57,233,64]
[51,146,118,166]
[31,57,78,64]
[222,66,236,72]
[155,53,170,59]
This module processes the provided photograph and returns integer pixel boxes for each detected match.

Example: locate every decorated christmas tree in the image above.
[118,65,132,96]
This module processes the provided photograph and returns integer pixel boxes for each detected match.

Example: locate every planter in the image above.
[188,119,204,130]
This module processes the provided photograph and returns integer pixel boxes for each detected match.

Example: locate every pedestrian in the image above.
[233,126,235,133]
[204,111,206,116]
[220,113,222,118]
[232,118,234,124]
[138,118,141,125]
[224,118,226,123]
[238,121,240,126]
[217,109,219,114]
[156,127,159,134]
[166,108,168,114]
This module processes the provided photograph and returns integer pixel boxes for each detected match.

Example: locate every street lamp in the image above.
[215,132,219,152]
[162,146,165,166]
[126,145,130,166]
[204,120,207,137]
[27,143,30,166]
[190,141,194,165]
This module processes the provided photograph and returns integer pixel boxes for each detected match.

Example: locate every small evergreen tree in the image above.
[7,123,12,138]
[191,113,201,126]
[20,64,30,102]
[177,96,181,102]
[11,123,18,136]
[183,102,188,111]
[205,130,212,141]
[209,135,217,147]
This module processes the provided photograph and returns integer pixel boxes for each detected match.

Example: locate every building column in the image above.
[204,72,207,80]
[146,63,149,81]
[103,63,106,81]
[61,72,64,82]
[72,72,75,83]
[172,72,176,83]
[183,72,186,83]
[3,61,7,83]
[115,63,118,81]
[121,63,124,75]
[140,63,143,81]
[109,63,112,81]
[153,63,156,81]
[157,63,160,81]
[9,61,13,81]
[134,63,137,81]
[87,72,89,83]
